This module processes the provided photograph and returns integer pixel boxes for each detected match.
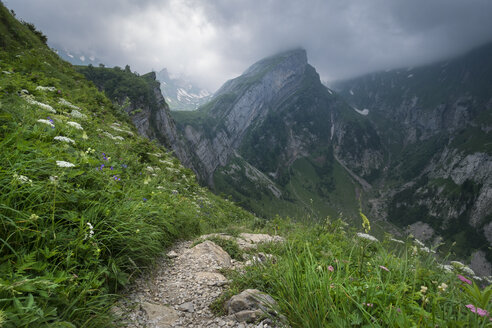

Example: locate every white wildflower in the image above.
[56,160,75,168]
[148,152,162,158]
[2,71,12,75]
[356,232,379,242]
[473,276,483,282]
[70,109,88,120]
[67,121,83,130]
[462,266,475,276]
[102,131,124,141]
[25,97,56,113]
[21,89,29,94]
[146,166,155,172]
[159,159,174,166]
[420,246,431,253]
[84,222,94,240]
[450,261,465,268]
[156,186,165,190]
[54,136,75,144]
[438,264,454,272]
[413,239,425,247]
[59,98,80,110]
[420,285,428,294]
[49,176,59,184]
[438,282,448,292]
[36,86,56,92]
[110,124,134,136]
[36,119,55,128]
[13,173,32,185]
[390,238,405,244]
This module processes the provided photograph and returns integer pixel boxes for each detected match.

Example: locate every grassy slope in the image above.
[216,218,492,327]
[0,5,257,327]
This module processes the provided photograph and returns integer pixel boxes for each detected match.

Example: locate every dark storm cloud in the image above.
[5,0,492,90]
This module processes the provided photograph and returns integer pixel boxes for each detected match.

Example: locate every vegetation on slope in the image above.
[217,217,492,327]
[0,5,256,327]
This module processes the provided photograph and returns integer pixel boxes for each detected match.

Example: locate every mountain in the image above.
[172,49,382,220]
[333,42,492,274]
[51,45,103,66]
[172,46,492,275]
[75,65,195,169]
[156,68,212,111]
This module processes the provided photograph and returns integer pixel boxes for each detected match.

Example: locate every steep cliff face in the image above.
[76,67,195,169]
[173,49,383,218]
[334,42,492,273]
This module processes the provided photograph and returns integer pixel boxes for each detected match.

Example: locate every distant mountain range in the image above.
[52,46,212,112]
[50,45,103,66]
[156,68,212,111]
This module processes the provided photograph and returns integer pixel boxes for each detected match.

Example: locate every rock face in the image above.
[334,42,492,274]
[174,45,492,274]
[177,49,316,182]
[174,48,381,219]
[76,67,196,173]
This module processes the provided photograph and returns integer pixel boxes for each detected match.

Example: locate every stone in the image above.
[166,250,179,258]
[230,310,263,323]
[195,271,228,285]
[178,301,195,313]
[226,289,277,323]
[239,233,285,244]
[182,240,232,269]
[140,302,179,327]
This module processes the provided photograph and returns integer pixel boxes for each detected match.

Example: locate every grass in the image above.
[215,217,492,327]
[0,5,257,326]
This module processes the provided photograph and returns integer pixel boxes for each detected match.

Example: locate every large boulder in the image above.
[140,302,179,327]
[225,289,277,323]
[181,240,232,270]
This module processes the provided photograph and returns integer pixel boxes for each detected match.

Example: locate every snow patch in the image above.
[79,56,85,62]
[353,107,369,116]
[349,89,354,95]
[407,74,414,78]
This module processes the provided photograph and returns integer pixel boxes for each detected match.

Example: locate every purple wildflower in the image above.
[363,303,373,307]
[110,166,114,170]
[113,175,120,181]
[458,274,472,285]
[143,198,147,202]
[328,265,334,272]
[466,304,489,317]
[102,153,108,161]
[122,164,128,168]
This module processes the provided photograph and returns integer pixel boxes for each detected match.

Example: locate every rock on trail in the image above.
[115,233,284,328]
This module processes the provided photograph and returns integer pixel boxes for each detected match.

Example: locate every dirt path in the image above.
[115,236,281,328]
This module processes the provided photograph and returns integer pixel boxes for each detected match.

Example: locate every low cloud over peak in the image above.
[7,0,492,91]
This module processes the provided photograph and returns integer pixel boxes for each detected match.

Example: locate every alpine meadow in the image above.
[1,1,492,327]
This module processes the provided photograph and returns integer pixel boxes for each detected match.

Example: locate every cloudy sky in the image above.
[6,0,492,91]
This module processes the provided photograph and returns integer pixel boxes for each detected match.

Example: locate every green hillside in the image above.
[0,5,255,326]
[2,3,492,327]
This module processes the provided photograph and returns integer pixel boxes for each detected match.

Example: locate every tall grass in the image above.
[220,218,492,327]
[0,39,256,326]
